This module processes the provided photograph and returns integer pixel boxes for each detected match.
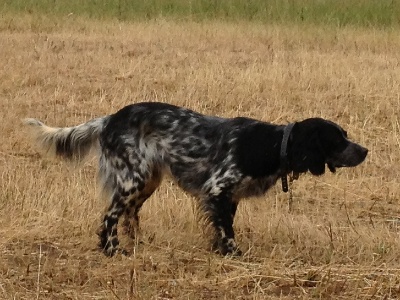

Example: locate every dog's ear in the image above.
[304,131,326,176]
[290,127,326,176]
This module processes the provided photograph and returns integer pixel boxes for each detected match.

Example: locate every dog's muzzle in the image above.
[327,142,368,172]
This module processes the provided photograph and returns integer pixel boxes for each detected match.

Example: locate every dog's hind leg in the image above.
[98,164,150,256]
[98,191,129,256]
[98,161,162,256]
[122,169,162,240]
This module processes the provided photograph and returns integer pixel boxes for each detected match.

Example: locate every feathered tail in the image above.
[23,116,109,162]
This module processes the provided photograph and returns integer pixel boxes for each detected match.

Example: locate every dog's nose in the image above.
[361,147,368,159]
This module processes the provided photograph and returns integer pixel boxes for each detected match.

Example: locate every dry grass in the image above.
[1,15,400,299]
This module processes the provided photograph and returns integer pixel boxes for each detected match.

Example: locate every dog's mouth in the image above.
[327,161,350,173]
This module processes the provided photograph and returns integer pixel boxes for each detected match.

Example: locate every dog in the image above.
[24,102,368,256]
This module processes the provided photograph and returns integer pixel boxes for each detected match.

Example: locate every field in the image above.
[1,8,400,300]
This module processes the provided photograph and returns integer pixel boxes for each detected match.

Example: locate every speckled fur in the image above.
[24,102,368,256]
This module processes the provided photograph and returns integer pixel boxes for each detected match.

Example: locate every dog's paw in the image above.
[101,246,129,257]
[213,239,243,257]
[219,246,243,257]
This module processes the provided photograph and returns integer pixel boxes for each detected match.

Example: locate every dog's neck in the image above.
[280,123,297,192]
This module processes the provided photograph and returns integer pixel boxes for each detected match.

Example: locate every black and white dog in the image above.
[24,102,367,256]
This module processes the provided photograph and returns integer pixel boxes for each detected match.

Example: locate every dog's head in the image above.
[289,118,368,176]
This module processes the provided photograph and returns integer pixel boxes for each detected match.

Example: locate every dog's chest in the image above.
[234,175,279,199]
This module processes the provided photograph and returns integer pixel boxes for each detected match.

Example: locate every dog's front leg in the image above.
[205,192,242,256]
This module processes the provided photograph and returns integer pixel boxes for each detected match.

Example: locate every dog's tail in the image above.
[23,116,110,163]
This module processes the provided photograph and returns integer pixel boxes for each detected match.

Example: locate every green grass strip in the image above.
[2,0,400,28]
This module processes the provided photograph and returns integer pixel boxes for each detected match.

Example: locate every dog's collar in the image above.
[280,122,297,193]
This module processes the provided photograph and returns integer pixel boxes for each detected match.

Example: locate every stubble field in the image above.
[1,14,400,299]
